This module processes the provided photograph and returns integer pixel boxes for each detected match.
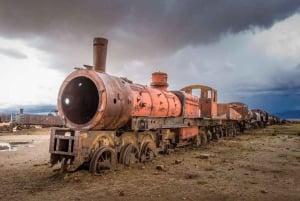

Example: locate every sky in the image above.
[0,0,300,114]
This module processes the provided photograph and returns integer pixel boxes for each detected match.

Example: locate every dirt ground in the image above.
[0,124,299,201]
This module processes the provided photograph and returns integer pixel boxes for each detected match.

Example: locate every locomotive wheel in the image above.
[119,143,140,166]
[212,132,219,141]
[89,146,117,175]
[201,134,207,145]
[223,128,228,137]
[228,128,233,137]
[233,128,237,137]
[140,142,157,162]
[219,129,224,138]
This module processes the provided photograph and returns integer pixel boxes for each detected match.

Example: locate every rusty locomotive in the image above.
[49,38,279,174]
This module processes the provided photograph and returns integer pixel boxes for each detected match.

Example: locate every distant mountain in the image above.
[0,104,57,114]
[274,110,300,119]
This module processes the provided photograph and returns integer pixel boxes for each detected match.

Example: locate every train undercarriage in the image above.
[49,117,244,174]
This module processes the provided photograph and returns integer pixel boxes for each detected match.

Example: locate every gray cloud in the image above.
[0,1,300,72]
[0,47,27,59]
[236,63,300,93]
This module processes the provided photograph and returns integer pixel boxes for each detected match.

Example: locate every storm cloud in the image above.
[0,0,300,113]
[1,1,300,68]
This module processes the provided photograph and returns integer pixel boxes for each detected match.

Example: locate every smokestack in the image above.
[93,37,108,73]
[150,72,169,91]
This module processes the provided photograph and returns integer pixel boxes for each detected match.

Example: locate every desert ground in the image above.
[0,124,299,201]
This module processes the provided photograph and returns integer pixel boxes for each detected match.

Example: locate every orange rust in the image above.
[217,103,242,120]
[179,127,198,139]
[183,93,199,118]
[58,70,133,130]
[181,85,218,118]
[131,84,181,117]
[150,72,169,91]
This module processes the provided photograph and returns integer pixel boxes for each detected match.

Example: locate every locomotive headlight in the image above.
[60,76,100,125]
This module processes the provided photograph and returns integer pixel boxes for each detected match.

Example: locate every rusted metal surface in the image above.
[217,103,242,120]
[58,70,133,130]
[173,91,199,118]
[12,113,63,127]
[140,141,157,162]
[150,72,169,91]
[228,102,251,120]
[93,37,108,73]
[179,127,198,139]
[119,143,139,166]
[131,84,182,117]
[181,85,218,118]
[250,109,270,127]
[58,69,183,130]
[89,146,117,175]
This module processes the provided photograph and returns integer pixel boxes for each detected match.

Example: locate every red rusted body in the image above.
[179,127,198,139]
[131,76,182,117]
[150,72,169,91]
[217,103,242,120]
[181,85,217,118]
[58,70,185,130]
[228,102,251,120]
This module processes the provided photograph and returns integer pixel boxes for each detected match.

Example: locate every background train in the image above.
[0,108,63,132]
[49,38,280,174]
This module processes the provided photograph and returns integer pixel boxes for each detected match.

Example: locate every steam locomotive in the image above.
[49,38,279,174]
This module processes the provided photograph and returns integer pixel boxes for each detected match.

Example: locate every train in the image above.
[49,38,280,174]
[0,109,63,132]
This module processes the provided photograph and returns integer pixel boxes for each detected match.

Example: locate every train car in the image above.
[250,109,269,128]
[49,38,276,174]
[12,113,63,128]
[180,85,243,138]
[11,109,64,129]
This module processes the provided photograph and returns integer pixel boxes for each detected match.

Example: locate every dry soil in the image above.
[0,124,299,201]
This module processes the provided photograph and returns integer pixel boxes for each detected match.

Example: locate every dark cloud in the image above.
[238,63,300,93]
[0,0,300,72]
[1,1,299,42]
[0,47,27,59]
[238,92,300,113]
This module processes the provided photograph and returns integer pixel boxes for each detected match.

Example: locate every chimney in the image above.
[93,37,108,73]
[150,72,169,91]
